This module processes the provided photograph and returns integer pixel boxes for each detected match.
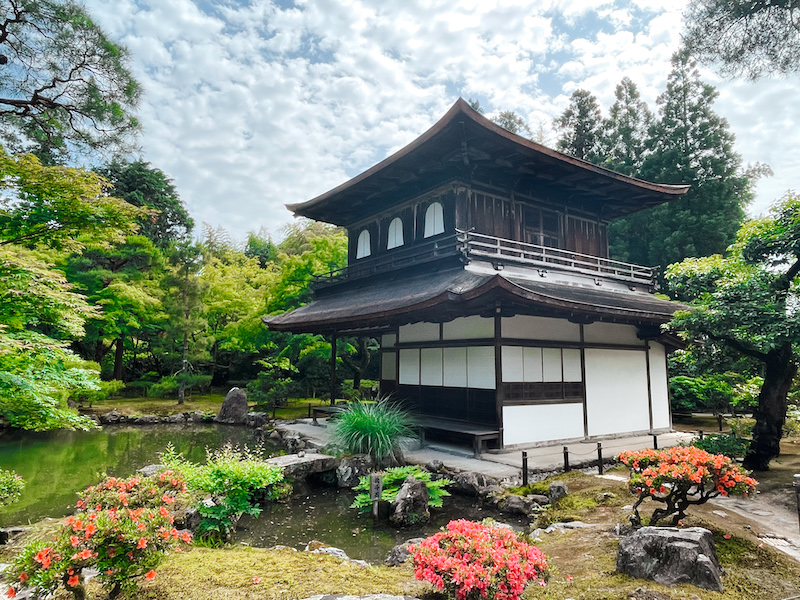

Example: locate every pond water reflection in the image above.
[0,424,259,527]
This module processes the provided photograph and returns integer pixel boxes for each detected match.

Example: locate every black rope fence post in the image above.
[308,403,312,419]
[597,442,603,475]
[794,474,800,534]
[563,446,570,473]
[699,430,704,440]
[653,434,658,449]
[522,451,528,487]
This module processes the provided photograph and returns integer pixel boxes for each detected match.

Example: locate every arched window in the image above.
[387,217,404,249]
[424,202,444,238]
[355,229,371,259]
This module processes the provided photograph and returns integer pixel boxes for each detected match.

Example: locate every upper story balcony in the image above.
[312,229,657,290]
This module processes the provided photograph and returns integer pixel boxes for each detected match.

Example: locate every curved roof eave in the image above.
[286,97,689,215]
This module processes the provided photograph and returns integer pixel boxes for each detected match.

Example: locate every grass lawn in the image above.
[81,393,335,420]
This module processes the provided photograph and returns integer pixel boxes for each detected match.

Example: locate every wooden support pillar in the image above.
[329,332,338,406]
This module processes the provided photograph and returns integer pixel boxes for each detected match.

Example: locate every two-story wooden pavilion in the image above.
[266,98,689,453]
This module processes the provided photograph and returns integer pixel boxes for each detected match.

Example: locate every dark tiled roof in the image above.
[265,267,687,334]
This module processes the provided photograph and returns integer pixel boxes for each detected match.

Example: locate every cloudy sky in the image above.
[83,0,800,243]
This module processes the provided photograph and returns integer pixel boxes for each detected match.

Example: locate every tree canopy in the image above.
[554,89,602,162]
[684,0,800,79]
[0,0,140,161]
[666,193,800,470]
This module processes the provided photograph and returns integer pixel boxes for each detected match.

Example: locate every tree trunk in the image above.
[178,329,188,405]
[743,343,797,471]
[112,336,125,381]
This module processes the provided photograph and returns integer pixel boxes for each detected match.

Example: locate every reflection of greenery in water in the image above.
[0,424,258,526]
[237,485,527,563]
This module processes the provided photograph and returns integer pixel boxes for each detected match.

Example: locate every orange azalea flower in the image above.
[136,537,147,549]
[67,575,79,587]
[145,570,156,581]
[17,574,27,584]
[6,586,15,598]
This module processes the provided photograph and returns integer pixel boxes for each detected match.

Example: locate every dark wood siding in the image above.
[393,385,498,426]
[565,216,608,258]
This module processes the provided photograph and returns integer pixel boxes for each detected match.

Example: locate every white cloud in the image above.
[82,0,797,242]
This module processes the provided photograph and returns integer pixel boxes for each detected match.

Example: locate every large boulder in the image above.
[385,537,425,566]
[336,455,373,488]
[389,476,430,527]
[215,387,249,424]
[617,527,723,592]
[450,471,499,497]
[498,494,536,516]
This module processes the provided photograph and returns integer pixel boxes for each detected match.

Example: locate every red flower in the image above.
[145,570,156,582]
[136,537,147,549]
[6,587,15,598]
[17,574,27,584]
[252,577,261,584]
[67,574,79,587]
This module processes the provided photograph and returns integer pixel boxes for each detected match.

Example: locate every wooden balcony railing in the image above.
[313,229,655,288]
[457,229,655,286]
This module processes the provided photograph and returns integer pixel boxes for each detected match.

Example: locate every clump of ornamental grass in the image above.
[332,399,416,468]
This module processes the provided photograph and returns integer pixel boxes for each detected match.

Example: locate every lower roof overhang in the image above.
[264,268,687,340]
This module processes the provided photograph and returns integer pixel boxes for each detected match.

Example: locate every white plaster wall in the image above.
[399,322,439,343]
[443,348,467,387]
[501,346,524,382]
[542,348,563,382]
[501,315,580,342]
[381,333,397,348]
[503,404,585,445]
[583,322,643,346]
[398,348,420,385]
[649,342,671,429]
[381,351,397,380]
[585,348,650,436]
[443,316,494,340]
[563,349,582,382]
[420,348,444,386]
[523,347,543,381]
[467,346,495,389]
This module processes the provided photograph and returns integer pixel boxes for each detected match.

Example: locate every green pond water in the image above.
[0,425,526,562]
[0,424,258,527]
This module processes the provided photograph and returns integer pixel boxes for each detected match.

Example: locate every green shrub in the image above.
[247,357,297,410]
[691,433,749,458]
[0,468,24,507]
[68,378,125,405]
[350,465,452,512]
[332,400,416,468]
[784,407,800,437]
[161,443,290,541]
[726,417,756,438]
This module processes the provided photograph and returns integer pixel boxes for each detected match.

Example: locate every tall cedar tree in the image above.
[600,78,652,176]
[0,0,139,162]
[97,161,194,249]
[683,0,800,79]
[554,89,603,162]
[611,50,750,271]
[666,194,800,470]
[492,111,532,137]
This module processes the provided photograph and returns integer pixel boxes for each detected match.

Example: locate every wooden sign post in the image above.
[370,473,383,520]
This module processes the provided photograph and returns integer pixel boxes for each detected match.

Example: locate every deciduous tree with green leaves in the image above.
[666,193,800,470]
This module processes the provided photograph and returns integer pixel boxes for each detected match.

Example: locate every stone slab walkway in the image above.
[277,418,695,481]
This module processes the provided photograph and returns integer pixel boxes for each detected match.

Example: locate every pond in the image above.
[0,424,527,562]
[0,424,259,527]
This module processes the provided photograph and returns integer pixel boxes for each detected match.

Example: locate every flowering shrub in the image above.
[618,446,758,527]
[411,519,548,600]
[0,469,24,507]
[6,472,191,599]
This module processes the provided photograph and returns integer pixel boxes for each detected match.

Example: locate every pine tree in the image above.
[609,50,751,271]
[554,89,603,162]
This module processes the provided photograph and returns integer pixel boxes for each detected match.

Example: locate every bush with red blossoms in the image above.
[619,446,758,527]
[411,519,548,600]
[6,472,191,600]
